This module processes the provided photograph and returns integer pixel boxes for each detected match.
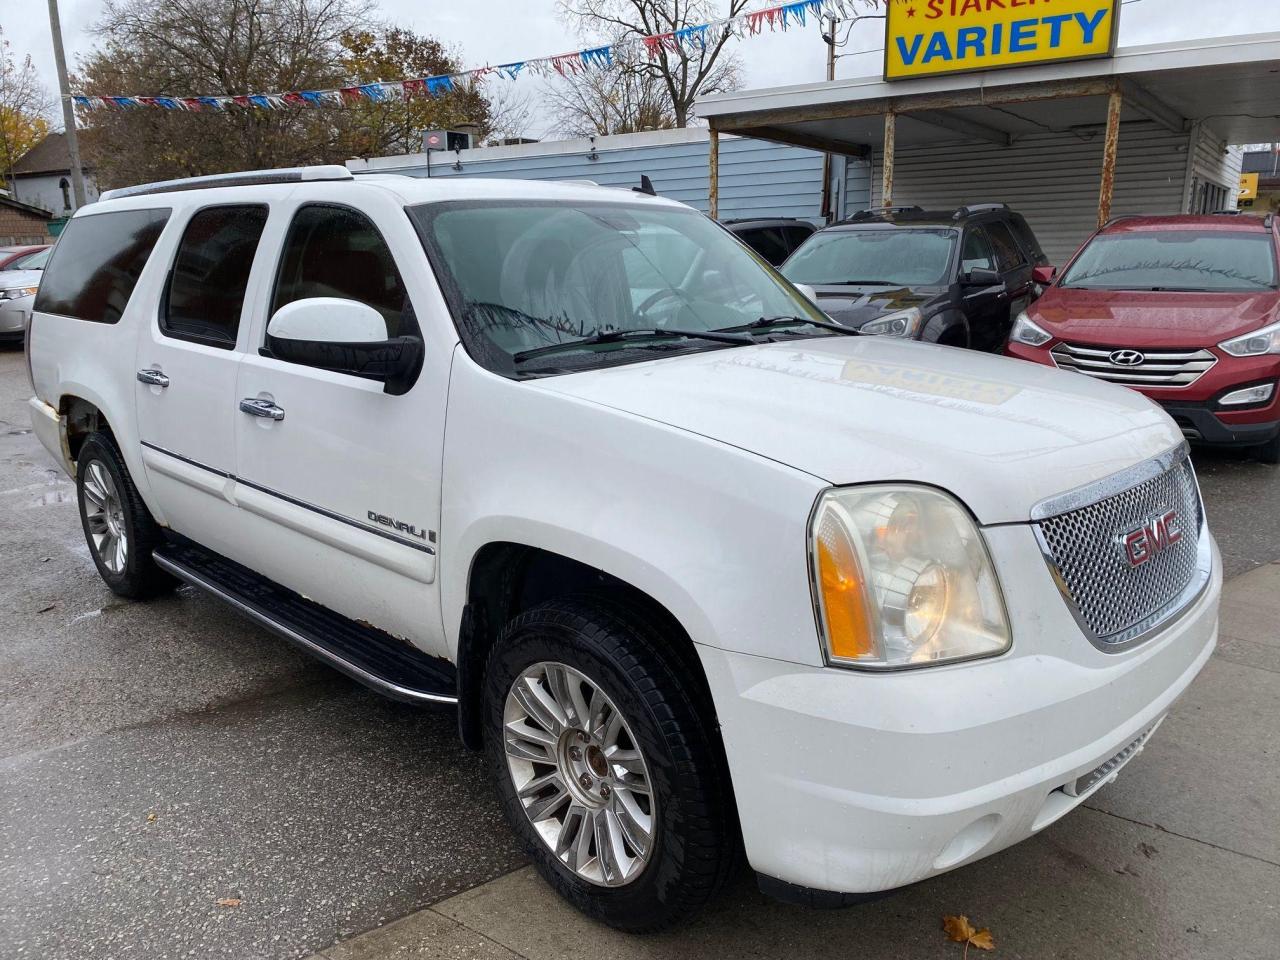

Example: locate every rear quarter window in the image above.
[35,208,171,324]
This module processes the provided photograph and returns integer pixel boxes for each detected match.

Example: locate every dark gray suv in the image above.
[780,204,1048,351]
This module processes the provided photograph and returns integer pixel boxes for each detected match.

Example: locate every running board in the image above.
[153,538,458,706]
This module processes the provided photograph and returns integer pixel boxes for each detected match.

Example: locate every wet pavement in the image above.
[1,346,1278,959]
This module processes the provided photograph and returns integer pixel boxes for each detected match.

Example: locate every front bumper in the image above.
[700,525,1221,898]
[0,296,32,342]
[1159,398,1280,448]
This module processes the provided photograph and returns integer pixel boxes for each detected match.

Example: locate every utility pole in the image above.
[819,15,837,222]
[46,0,87,208]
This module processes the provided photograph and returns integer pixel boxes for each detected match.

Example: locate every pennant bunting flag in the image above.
[70,0,870,113]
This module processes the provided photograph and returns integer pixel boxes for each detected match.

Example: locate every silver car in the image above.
[0,248,47,344]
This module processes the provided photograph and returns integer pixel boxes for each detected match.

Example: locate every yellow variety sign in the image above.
[884,0,1120,81]
[1240,173,1259,201]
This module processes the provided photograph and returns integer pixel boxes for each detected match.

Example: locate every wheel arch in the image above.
[455,540,717,752]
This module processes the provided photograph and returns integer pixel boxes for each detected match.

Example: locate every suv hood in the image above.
[535,337,1181,525]
[1032,287,1280,348]
[808,286,941,329]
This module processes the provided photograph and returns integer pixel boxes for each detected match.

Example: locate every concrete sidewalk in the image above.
[308,563,1280,960]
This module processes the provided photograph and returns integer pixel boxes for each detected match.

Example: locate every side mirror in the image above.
[265,297,424,396]
[963,267,1002,288]
[1031,265,1056,285]
[793,282,818,303]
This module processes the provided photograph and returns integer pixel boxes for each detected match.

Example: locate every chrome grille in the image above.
[1035,450,1206,647]
[1051,342,1216,388]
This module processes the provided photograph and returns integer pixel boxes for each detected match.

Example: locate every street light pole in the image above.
[46,0,87,208]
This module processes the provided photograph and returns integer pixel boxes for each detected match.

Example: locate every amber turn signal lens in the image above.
[815,516,875,661]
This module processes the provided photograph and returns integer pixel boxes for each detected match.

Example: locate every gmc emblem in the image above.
[1120,511,1181,567]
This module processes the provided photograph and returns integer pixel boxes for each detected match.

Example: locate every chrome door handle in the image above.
[239,398,285,421]
[136,368,169,388]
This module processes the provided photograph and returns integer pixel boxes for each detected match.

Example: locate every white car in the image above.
[26,166,1219,930]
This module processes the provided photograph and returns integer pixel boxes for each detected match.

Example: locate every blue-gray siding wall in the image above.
[388,135,871,222]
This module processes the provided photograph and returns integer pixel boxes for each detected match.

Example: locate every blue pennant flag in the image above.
[580,45,612,68]
[301,90,325,105]
[425,76,455,95]
[154,97,181,110]
[674,24,709,49]
[248,94,273,109]
[359,83,389,102]
[198,97,224,110]
[73,96,91,107]
[497,62,525,80]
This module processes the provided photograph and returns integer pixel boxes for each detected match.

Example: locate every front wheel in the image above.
[483,599,737,931]
[1253,432,1280,465]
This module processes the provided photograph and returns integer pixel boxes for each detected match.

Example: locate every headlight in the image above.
[1009,310,1052,346]
[1219,319,1280,357]
[809,485,1011,670]
[1,286,38,300]
[860,307,922,338]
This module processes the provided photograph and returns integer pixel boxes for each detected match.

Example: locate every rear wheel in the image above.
[76,432,176,598]
[483,598,736,931]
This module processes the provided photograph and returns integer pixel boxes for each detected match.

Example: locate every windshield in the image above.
[781,228,956,286]
[1060,230,1278,291]
[10,248,50,270]
[410,200,829,377]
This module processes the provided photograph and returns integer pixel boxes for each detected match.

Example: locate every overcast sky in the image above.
[8,0,1280,140]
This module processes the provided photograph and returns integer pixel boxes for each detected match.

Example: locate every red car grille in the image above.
[1050,342,1217,388]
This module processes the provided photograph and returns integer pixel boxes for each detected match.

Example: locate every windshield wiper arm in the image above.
[513,327,752,363]
[717,315,859,337]
[821,279,894,286]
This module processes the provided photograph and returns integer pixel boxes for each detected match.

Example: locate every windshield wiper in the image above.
[717,315,859,337]
[513,327,753,363]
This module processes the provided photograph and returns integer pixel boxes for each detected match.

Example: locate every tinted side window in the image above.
[271,204,417,337]
[985,220,1025,271]
[737,227,790,266]
[782,225,815,255]
[35,209,170,323]
[960,227,996,274]
[1008,213,1046,265]
[162,205,269,348]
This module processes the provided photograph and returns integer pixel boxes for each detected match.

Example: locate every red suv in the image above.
[1006,214,1280,463]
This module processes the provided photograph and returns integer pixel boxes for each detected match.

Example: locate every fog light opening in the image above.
[933,813,1002,870]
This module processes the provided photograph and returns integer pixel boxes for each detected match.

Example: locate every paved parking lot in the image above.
[1,346,1277,959]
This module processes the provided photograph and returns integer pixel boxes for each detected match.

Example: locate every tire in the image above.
[483,598,737,932]
[76,432,176,599]
[1254,433,1280,465]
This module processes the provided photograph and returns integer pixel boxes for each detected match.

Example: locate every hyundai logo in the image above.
[1110,349,1146,366]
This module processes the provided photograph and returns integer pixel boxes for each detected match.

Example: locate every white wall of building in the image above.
[12,172,99,217]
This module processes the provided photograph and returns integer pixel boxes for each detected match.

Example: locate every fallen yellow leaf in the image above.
[943,915,995,954]
[146,812,157,823]
[215,898,242,908]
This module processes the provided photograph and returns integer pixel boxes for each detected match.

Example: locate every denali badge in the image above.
[368,511,429,541]
[1120,511,1181,567]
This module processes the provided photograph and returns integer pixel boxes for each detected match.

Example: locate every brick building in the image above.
[0,195,54,246]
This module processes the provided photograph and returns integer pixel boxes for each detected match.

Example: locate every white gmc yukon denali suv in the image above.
[27,166,1220,930]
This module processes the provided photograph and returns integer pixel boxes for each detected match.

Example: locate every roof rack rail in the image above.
[952,202,1009,219]
[845,205,923,221]
[99,165,353,202]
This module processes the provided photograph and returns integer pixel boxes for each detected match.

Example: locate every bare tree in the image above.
[557,0,748,128]
[0,28,54,197]
[484,83,537,144]
[543,42,677,137]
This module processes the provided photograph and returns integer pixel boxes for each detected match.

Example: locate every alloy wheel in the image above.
[503,660,657,887]
[82,460,128,575]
